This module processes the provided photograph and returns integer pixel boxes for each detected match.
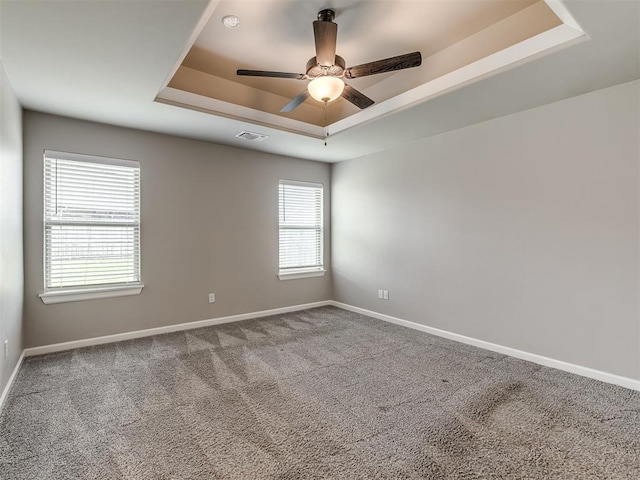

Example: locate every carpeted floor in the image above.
[1,306,639,479]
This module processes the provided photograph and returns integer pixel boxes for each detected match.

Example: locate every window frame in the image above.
[278,179,326,280]
[39,150,143,304]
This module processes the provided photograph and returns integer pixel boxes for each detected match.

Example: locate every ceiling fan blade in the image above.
[237,69,305,80]
[313,19,337,66]
[341,84,375,109]
[280,90,310,112]
[345,51,422,79]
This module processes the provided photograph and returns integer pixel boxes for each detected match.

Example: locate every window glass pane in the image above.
[279,228,321,269]
[279,184,322,227]
[44,152,141,290]
[279,181,323,272]
[45,225,140,288]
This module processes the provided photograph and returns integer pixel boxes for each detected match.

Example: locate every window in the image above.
[278,180,325,280]
[40,150,142,304]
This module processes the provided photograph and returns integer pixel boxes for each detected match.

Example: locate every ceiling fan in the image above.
[237,9,422,113]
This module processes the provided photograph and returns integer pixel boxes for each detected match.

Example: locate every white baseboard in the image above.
[331,301,640,392]
[15,299,640,393]
[23,300,332,357]
[0,351,25,414]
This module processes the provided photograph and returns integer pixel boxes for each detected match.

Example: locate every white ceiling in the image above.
[1,0,638,163]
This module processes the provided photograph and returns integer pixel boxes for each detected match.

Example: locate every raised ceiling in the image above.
[159,0,574,137]
[1,1,638,162]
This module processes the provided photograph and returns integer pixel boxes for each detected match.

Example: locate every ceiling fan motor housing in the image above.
[306,55,345,78]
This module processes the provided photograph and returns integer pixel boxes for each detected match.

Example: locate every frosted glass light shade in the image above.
[307,76,345,103]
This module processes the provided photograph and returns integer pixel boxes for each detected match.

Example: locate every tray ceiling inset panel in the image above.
[157,0,584,138]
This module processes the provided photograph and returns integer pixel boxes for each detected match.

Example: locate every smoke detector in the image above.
[222,15,240,29]
[235,131,269,142]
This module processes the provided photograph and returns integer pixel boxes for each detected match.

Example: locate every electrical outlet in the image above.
[208,293,216,303]
[383,290,389,300]
[3,340,7,360]
[378,289,383,299]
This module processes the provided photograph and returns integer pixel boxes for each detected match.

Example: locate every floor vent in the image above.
[235,131,269,142]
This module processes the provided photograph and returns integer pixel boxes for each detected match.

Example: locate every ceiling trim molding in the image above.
[157,0,585,141]
[545,0,586,32]
[156,0,222,93]
[156,87,325,139]
[328,16,586,138]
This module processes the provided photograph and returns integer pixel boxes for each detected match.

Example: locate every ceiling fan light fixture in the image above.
[308,76,345,103]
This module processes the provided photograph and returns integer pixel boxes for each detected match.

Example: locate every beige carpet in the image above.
[1,306,639,479]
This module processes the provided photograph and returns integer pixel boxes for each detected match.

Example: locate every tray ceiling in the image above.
[3,0,636,162]
[157,0,581,138]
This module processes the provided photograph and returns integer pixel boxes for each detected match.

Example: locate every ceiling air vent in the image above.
[235,131,269,142]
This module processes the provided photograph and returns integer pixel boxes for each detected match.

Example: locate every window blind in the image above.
[43,150,141,291]
[279,180,324,273]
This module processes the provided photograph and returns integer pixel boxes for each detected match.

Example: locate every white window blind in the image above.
[43,150,141,291]
[279,180,324,274]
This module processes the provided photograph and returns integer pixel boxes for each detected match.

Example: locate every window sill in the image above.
[39,285,144,304]
[278,269,326,281]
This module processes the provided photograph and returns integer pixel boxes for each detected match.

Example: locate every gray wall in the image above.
[23,112,331,347]
[0,58,23,392]
[332,80,640,381]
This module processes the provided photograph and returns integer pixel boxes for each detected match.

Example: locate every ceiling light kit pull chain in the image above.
[236,8,422,141]
[324,100,329,146]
